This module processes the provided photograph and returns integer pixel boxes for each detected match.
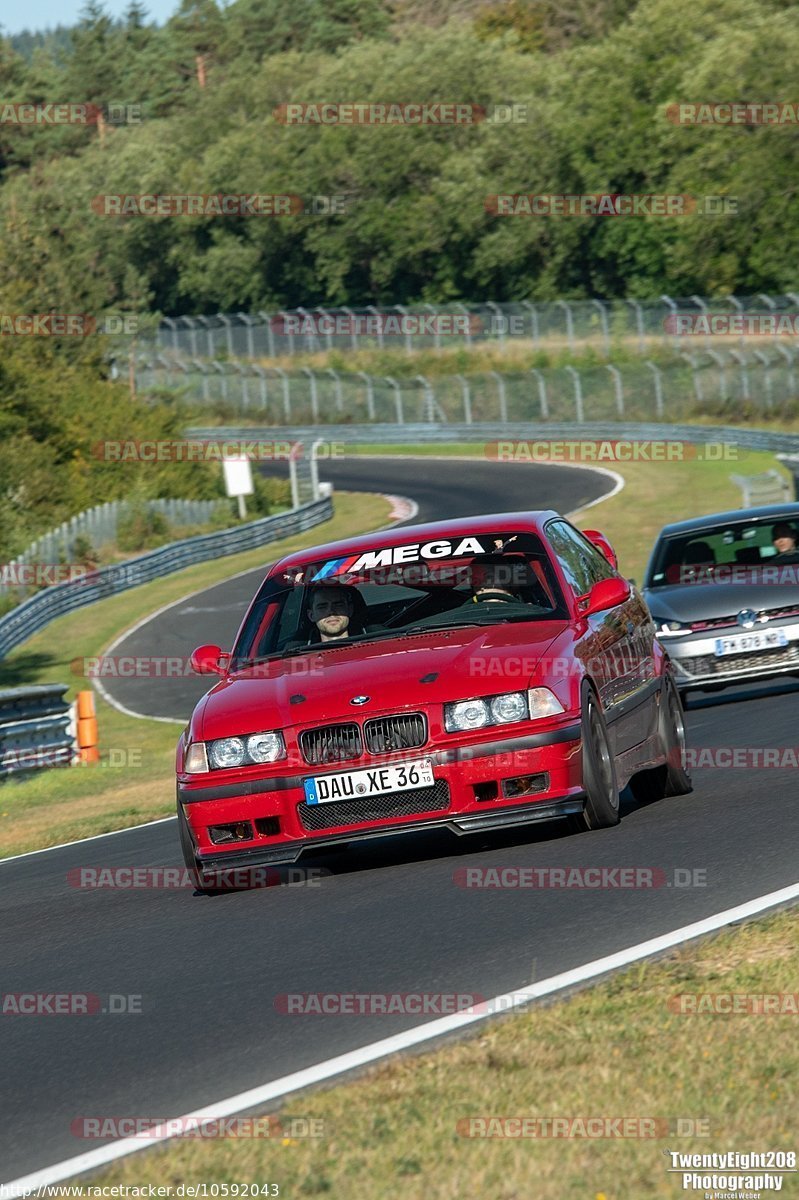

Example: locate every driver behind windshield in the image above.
[307,585,356,642]
[467,554,526,604]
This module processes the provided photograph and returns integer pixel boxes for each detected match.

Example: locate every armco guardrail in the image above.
[0,498,332,661]
[0,685,74,779]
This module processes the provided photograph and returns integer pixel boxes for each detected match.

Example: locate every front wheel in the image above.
[630,675,693,803]
[572,687,620,831]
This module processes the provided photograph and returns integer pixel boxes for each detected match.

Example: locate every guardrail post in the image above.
[644,360,664,417]
[564,366,583,422]
[605,364,624,416]
[530,369,548,419]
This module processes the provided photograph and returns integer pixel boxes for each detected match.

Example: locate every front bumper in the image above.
[662,619,799,689]
[179,721,584,868]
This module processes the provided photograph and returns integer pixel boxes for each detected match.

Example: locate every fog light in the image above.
[208,821,254,845]
[501,773,548,798]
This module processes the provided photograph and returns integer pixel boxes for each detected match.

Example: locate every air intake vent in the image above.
[364,713,427,754]
[299,723,362,765]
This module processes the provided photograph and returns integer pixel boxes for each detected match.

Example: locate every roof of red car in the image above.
[269,510,560,573]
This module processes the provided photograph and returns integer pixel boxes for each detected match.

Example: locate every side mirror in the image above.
[190,644,230,675]
[579,577,631,618]
[583,529,618,571]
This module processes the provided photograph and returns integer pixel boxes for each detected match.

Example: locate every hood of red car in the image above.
[195,622,567,741]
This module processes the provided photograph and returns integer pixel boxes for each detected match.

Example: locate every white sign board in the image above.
[222,456,254,497]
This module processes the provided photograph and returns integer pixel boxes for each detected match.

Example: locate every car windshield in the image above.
[231,530,568,668]
[646,514,799,587]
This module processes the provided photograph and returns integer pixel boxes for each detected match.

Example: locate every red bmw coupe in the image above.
[177,512,691,887]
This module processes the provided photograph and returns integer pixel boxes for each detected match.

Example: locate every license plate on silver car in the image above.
[714,629,788,657]
[303,759,434,805]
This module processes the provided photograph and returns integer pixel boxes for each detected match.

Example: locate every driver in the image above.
[772,521,798,557]
[307,585,356,641]
[468,554,523,604]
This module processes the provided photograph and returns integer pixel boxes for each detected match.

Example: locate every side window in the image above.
[546,521,614,597]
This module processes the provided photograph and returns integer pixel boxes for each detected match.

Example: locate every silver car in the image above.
[643,504,799,699]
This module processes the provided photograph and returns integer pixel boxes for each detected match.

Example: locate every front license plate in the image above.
[303,759,434,805]
[714,629,788,657]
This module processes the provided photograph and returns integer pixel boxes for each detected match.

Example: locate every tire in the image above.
[629,674,693,803]
[572,686,620,830]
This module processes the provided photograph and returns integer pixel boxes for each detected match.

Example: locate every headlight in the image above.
[489,692,528,724]
[209,736,246,769]
[445,691,539,733]
[246,732,285,764]
[206,731,287,770]
[445,699,490,732]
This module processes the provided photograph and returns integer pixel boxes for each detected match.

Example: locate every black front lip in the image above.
[178,722,582,804]
[192,794,586,873]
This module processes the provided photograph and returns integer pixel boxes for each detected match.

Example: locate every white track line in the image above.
[5,878,798,1193]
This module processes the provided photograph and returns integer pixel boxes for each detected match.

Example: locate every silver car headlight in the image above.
[445,691,535,733]
[206,731,286,770]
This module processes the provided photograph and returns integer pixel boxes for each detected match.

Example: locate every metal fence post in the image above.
[753,350,773,408]
[455,303,472,349]
[530,369,548,419]
[357,372,375,420]
[396,305,413,356]
[645,361,664,417]
[626,299,645,354]
[592,299,610,357]
[327,368,343,412]
[555,300,575,355]
[775,345,796,398]
[605,364,624,415]
[274,368,291,421]
[660,294,678,353]
[681,352,704,402]
[729,350,750,401]
[302,367,319,422]
[456,375,472,423]
[365,305,383,350]
[490,371,508,422]
[565,366,583,422]
[486,301,505,350]
[521,301,540,347]
[384,377,404,424]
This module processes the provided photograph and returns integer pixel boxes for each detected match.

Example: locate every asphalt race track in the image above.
[2,457,799,1183]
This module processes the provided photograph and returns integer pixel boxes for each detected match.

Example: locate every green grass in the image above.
[0,492,393,857]
[83,905,799,1198]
